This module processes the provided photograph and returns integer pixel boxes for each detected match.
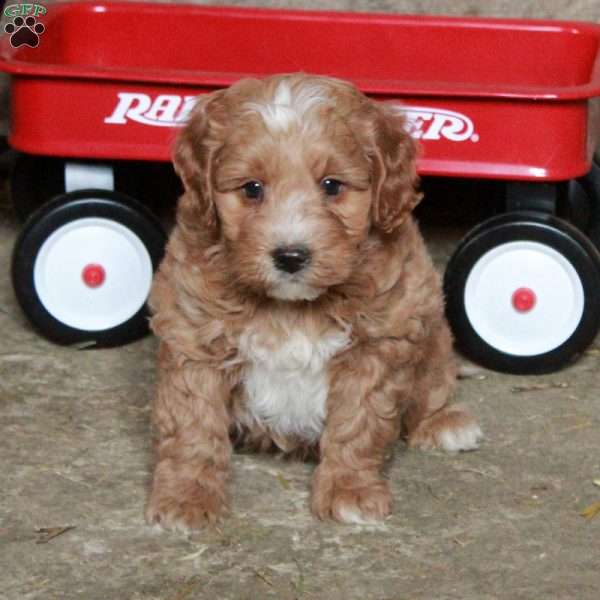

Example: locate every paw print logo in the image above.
[5,16,45,48]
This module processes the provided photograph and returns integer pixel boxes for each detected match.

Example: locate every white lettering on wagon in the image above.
[104,93,197,127]
[104,93,479,142]
[401,106,479,142]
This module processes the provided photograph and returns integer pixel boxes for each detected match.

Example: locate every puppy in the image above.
[146,74,482,530]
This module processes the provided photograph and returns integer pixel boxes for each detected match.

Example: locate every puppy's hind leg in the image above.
[403,324,483,453]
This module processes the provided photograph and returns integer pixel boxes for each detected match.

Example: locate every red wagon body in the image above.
[2,1,600,181]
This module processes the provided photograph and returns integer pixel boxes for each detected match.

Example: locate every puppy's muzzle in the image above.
[271,245,312,274]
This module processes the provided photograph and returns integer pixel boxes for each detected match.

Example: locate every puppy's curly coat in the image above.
[146,74,482,531]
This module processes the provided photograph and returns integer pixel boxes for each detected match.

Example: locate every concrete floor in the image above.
[1,173,600,600]
[151,0,600,20]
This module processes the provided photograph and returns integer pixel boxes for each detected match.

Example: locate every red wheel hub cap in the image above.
[511,287,536,313]
[82,263,106,288]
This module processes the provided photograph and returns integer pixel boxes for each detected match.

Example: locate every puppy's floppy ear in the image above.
[172,90,226,236]
[366,102,422,234]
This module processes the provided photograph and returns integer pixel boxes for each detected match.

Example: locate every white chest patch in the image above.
[239,326,351,442]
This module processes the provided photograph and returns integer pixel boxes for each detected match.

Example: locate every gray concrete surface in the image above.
[150,0,600,20]
[1,176,600,600]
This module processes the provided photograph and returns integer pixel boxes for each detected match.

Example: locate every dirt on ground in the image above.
[1,178,599,600]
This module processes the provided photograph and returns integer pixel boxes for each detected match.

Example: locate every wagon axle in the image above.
[511,287,537,313]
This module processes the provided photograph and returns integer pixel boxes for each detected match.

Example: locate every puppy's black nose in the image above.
[271,245,311,274]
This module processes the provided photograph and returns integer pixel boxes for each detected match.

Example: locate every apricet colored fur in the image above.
[146,74,482,531]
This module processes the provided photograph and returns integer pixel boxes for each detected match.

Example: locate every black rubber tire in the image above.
[11,189,166,347]
[444,211,600,374]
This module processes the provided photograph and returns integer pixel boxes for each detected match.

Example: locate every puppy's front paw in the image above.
[146,480,226,532]
[311,467,392,524]
[408,405,483,453]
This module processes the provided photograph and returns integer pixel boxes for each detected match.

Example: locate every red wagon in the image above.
[2,1,600,373]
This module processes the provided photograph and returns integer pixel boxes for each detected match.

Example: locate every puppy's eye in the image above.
[321,178,343,197]
[241,181,264,201]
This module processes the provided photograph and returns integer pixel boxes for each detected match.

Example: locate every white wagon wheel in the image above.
[11,189,166,346]
[444,212,600,374]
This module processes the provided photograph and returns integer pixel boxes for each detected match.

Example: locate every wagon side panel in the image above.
[9,78,205,161]
[7,76,594,181]
[395,97,590,181]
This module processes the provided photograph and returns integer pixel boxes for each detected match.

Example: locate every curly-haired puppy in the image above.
[146,73,483,530]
